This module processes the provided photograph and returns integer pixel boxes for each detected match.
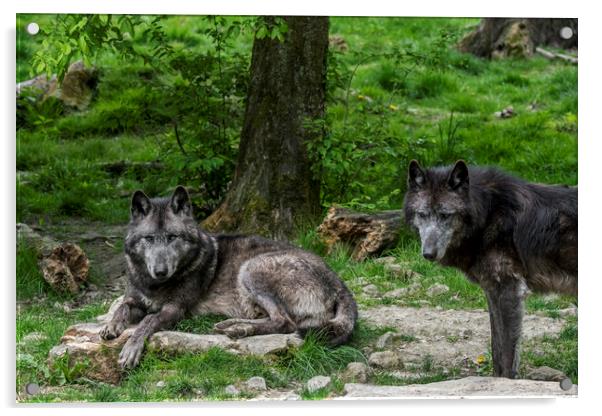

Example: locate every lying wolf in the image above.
[403,160,577,378]
[101,186,357,369]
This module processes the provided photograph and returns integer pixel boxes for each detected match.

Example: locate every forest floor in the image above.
[16,219,577,402]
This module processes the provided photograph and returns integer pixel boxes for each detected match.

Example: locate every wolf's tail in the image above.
[322,285,358,347]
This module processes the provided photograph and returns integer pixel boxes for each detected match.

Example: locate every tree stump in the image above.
[458,18,578,59]
[317,207,404,261]
[17,223,89,294]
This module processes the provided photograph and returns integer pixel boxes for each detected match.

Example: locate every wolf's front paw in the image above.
[118,338,144,369]
[215,322,254,339]
[100,321,125,340]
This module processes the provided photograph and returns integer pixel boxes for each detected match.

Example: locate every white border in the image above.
[4,1,600,415]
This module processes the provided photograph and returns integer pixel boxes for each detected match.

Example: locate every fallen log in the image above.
[535,47,578,64]
[317,206,404,261]
[17,223,89,295]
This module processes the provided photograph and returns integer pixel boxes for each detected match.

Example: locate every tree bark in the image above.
[459,18,578,59]
[203,17,328,239]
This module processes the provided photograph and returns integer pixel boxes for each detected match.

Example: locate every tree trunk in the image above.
[203,17,328,239]
[459,18,578,59]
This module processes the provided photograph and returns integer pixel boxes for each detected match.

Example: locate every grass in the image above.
[16,14,577,402]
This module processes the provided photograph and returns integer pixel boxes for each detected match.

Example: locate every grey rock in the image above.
[236,333,304,355]
[342,376,577,398]
[156,381,165,388]
[251,390,302,401]
[368,351,402,369]
[306,375,331,393]
[340,362,370,383]
[224,384,240,395]
[374,256,397,265]
[383,264,421,280]
[148,331,238,354]
[21,332,48,344]
[245,376,267,391]
[375,331,397,349]
[426,284,450,297]
[362,284,380,297]
[527,366,567,382]
[383,288,408,299]
[558,306,577,318]
[408,282,422,293]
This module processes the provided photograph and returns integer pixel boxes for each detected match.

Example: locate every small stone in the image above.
[383,288,408,299]
[462,329,473,339]
[224,384,240,395]
[368,351,402,369]
[375,332,397,349]
[362,284,380,297]
[21,332,48,343]
[383,263,403,276]
[340,362,370,383]
[426,283,449,297]
[284,393,302,400]
[527,366,567,382]
[495,106,515,118]
[374,256,397,265]
[408,282,422,293]
[156,381,165,388]
[245,376,267,391]
[558,306,577,318]
[306,375,331,393]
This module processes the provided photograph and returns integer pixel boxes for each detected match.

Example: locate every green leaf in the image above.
[256,26,268,39]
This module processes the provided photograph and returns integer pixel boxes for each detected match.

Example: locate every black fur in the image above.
[404,160,577,378]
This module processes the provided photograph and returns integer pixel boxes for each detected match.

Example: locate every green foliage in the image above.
[174,314,227,334]
[31,14,172,81]
[16,238,47,300]
[276,330,365,381]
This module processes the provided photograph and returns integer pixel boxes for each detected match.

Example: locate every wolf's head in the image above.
[403,160,472,262]
[125,186,204,284]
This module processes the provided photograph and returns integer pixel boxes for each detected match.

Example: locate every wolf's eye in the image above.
[439,212,452,220]
[417,212,428,219]
[167,234,178,242]
[144,235,155,243]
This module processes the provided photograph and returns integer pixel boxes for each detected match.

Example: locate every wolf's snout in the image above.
[153,264,169,279]
[422,248,437,261]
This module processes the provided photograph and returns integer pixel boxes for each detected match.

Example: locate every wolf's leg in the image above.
[214,292,296,338]
[100,297,145,340]
[118,303,185,369]
[483,278,527,379]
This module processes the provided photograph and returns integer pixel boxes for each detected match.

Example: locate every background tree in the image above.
[203,16,329,239]
[459,18,578,58]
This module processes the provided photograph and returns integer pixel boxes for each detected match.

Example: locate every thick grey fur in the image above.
[100,186,357,369]
[403,160,577,379]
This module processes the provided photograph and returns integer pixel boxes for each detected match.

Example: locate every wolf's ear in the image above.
[448,160,469,190]
[170,185,192,217]
[131,190,151,220]
[408,160,426,190]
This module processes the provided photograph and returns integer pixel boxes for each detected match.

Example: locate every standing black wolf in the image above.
[403,160,577,378]
[101,186,357,369]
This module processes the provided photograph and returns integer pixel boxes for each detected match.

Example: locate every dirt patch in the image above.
[360,306,567,369]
